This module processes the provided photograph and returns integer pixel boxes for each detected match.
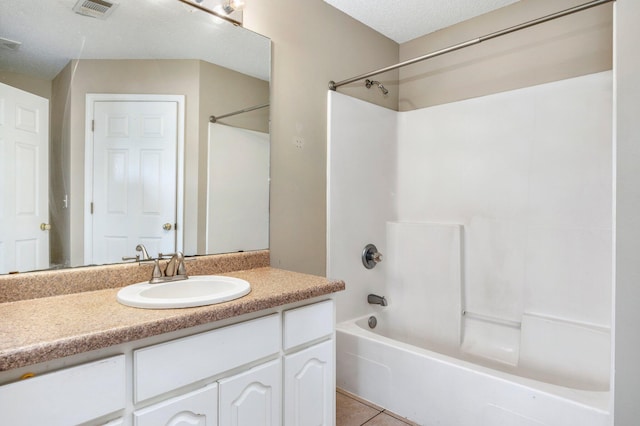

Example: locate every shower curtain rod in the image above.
[209,103,270,123]
[328,0,614,91]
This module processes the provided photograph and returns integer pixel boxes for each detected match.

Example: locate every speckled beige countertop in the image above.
[0,253,345,372]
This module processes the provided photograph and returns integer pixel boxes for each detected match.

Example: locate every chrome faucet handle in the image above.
[122,254,140,262]
[362,244,383,269]
[148,259,164,283]
[177,257,188,276]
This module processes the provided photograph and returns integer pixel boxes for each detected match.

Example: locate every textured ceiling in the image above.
[0,0,269,81]
[324,0,521,43]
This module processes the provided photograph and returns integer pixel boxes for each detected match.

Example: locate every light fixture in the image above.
[220,0,244,15]
[176,0,242,26]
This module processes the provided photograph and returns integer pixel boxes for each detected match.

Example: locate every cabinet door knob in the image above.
[163,223,173,231]
[40,223,51,231]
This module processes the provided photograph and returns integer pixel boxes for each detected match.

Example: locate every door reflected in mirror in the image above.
[0,0,270,274]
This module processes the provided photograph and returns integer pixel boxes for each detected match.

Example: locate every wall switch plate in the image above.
[294,136,304,149]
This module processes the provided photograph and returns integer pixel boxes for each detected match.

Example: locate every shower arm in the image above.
[328,0,614,91]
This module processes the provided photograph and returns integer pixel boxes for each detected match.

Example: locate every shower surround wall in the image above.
[327,93,397,323]
[328,70,612,390]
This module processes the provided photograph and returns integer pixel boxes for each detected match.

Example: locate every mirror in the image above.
[0,0,270,274]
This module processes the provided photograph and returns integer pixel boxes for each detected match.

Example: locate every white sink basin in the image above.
[116,275,251,309]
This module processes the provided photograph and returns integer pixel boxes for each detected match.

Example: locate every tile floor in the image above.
[336,388,419,426]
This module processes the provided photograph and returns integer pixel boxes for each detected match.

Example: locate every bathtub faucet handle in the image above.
[362,244,383,269]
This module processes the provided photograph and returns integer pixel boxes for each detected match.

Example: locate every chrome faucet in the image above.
[164,252,187,277]
[136,244,151,261]
[122,244,152,262]
[367,294,387,306]
[149,252,188,284]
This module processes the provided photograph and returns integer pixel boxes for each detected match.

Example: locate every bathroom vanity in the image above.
[0,257,344,426]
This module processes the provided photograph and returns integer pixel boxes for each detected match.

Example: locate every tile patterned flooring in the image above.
[336,388,419,426]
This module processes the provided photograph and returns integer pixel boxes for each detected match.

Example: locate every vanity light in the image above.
[177,0,242,26]
[221,0,244,15]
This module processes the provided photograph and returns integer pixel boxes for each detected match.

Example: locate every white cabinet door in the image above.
[284,340,334,426]
[134,383,218,426]
[218,359,281,426]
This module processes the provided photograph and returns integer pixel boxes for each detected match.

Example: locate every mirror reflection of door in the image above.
[0,82,49,274]
[87,96,181,265]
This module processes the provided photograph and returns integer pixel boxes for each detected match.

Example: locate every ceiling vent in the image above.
[73,0,119,19]
[0,37,21,51]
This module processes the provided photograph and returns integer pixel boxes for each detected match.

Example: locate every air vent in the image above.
[0,37,21,51]
[73,0,119,19]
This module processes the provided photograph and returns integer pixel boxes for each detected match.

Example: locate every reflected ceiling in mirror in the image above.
[1,0,268,81]
[0,0,270,275]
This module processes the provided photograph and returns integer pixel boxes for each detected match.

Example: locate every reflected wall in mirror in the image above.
[0,0,270,274]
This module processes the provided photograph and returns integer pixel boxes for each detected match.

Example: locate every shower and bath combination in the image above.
[329,1,615,424]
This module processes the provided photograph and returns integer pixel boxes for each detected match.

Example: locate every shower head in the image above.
[365,79,389,95]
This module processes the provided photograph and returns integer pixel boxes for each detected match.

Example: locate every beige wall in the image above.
[614,0,640,423]
[398,0,613,110]
[50,63,73,267]
[51,59,267,265]
[243,0,399,276]
[0,70,51,99]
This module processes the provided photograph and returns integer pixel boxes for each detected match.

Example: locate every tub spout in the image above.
[368,294,387,306]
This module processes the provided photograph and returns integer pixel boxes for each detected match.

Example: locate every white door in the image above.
[90,100,177,264]
[218,359,281,426]
[284,340,334,426]
[0,82,49,273]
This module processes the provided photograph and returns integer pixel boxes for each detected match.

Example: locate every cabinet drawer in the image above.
[134,383,218,426]
[0,355,126,426]
[283,300,334,350]
[134,314,280,402]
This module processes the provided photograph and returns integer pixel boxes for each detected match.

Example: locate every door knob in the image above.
[40,223,51,231]
[163,223,173,231]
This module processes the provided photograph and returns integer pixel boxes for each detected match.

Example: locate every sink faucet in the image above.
[122,243,152,263]
[136,244,151,260]
[367,294,387,306]
[149,252,188,284]
[164,252,187,277]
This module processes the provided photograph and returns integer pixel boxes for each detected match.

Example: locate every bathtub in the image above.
[336,312,611,426]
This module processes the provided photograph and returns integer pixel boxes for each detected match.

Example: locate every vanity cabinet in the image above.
[218,359,281,425]
[284,340,334,425]
[133,314,280,403]
[282,300,335,426]
[0,299,335,426]
[134,384,219,426]
[0,355,126,426]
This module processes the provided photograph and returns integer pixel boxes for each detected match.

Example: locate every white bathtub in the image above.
[336,312,611,426]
